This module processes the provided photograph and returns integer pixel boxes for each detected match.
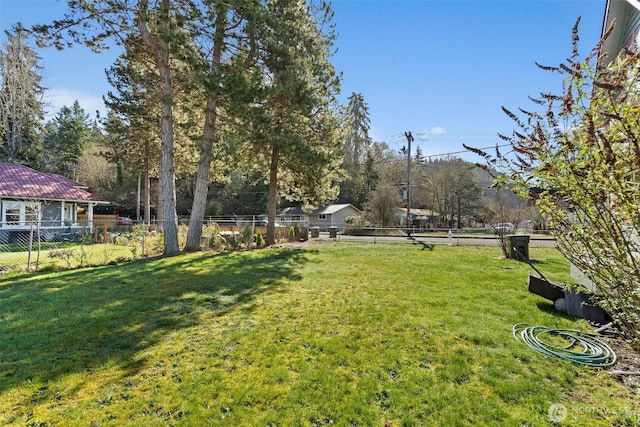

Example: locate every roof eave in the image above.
[0,195,109,204]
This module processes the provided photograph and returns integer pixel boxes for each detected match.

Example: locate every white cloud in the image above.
[429,126,446,136]
[43,88,105,120]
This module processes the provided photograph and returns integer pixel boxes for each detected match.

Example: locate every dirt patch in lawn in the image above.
[270,239,330,250]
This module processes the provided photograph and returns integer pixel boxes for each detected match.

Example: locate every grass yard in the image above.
[0,242,637,426]
[0,242,137,273]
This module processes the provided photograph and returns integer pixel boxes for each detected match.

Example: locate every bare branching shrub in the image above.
[466,19,640,346]
[48,249,75,269]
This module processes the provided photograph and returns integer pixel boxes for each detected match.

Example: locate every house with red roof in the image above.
[0,162,108,243]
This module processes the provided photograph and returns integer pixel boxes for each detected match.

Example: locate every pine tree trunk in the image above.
[184,95,218,252]
[158,89,179,254]
[184,4,226,252]
[137,0,179,255]
[144,140,151,224]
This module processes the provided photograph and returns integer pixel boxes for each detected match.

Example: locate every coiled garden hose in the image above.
[513,324,616,367]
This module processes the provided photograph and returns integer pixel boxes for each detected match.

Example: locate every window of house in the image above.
[2,202,40,227]
[318,214,327,220]
[5,203,20,226]
[25,204,38,225]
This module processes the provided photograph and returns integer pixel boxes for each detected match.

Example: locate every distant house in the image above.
[274,206,307,227]
[0,162,108,243]
[396,208,442,229]
[308,204,361,230]
[272,203,362,230]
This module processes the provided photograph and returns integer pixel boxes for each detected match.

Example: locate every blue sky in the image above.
[1,0,606,159]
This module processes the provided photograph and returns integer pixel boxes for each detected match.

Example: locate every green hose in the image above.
[513,324,616,367]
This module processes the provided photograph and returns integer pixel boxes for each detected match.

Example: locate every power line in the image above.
[420,143,512,160]
[370,142,512,165]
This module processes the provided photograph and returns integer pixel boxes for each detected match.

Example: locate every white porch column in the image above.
[88,202,94,232]
[60,202,65,227]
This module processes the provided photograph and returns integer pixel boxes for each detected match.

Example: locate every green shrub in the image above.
[241,225,254,246]
[225,234,241,250]
[48,249,75,269]
[343,215,370,235]
[201,224,221,249]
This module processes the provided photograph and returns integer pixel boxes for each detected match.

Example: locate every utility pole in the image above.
[404,131,413,231]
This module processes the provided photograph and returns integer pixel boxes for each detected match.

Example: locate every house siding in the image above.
[601,0,640,65]
[622,6,640,48]
[330,208,359,229]
[571,0,640,290]
[309,206,361,230]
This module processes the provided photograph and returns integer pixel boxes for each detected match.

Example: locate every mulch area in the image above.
[601,332,640,389]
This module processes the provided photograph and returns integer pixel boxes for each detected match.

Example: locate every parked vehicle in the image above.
[117,217,133,225]
[256,220,285,227]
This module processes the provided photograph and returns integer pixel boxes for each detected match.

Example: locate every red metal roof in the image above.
[0,162,107,203]
[43,172,88,189]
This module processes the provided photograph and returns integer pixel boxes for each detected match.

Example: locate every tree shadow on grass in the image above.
[407,236,435,251]
[535,300,576,321]
[0,247,309,396]
[526,257,568,271]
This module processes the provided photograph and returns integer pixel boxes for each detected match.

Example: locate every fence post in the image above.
[27,226,34,271]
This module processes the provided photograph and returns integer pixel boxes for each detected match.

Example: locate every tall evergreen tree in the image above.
[135,0,182,253]
[183,0,261,251]
[104,31,205,223]
[33,0,201,255]
[0,28,45,167]
[338,92,372,207]
[104,46,159,223]
[42,100,92,179]
[253,0,343,245]
[352,147,379,206]
[344,92,371,168]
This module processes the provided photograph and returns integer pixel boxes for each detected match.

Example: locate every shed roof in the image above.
[274,204,362,216]
[276,206,305,216]
[311,204,361,215]
[0,162,107,203]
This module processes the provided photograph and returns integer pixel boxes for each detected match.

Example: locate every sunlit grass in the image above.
[0,242,135,272]
[0,243,637,426]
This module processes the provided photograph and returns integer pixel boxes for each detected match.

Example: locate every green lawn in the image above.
[0,242,136,273]
[0,243,637,426]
